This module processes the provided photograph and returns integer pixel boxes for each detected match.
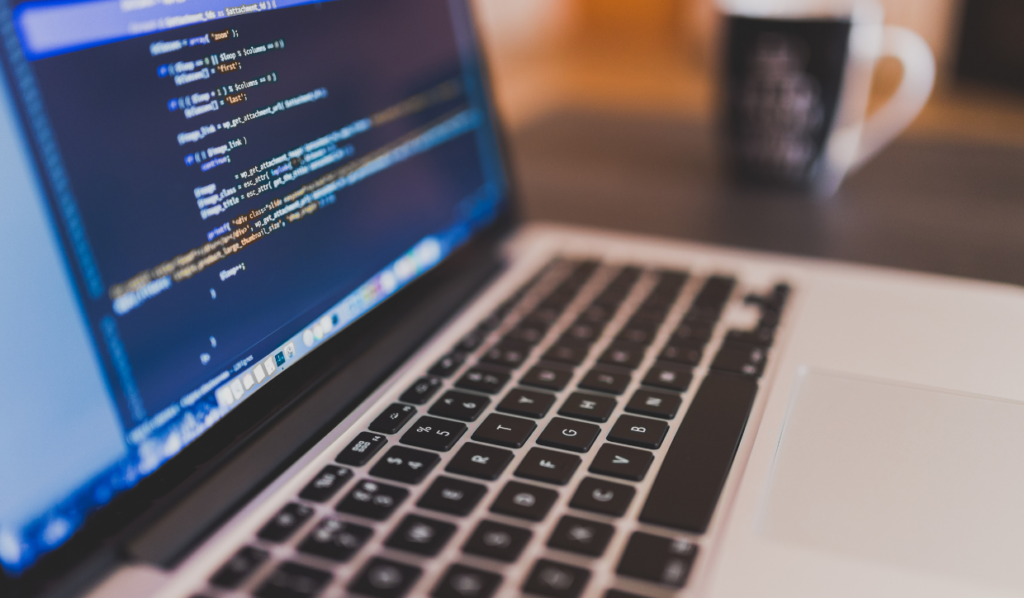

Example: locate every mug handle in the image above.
[847,25,936,169]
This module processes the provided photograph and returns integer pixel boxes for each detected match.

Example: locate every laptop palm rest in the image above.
[759,369,1024,592]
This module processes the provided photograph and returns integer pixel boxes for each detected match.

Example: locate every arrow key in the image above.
[548,515,614,557]
[515,447,581,485]
[569,477,635,517]
[588,444,653,481]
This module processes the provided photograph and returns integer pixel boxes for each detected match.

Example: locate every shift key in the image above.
[639,371,758,533]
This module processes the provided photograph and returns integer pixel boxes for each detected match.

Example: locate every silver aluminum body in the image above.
[87,222,1024,598]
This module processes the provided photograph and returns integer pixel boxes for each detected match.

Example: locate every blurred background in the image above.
[472,0,1024,285]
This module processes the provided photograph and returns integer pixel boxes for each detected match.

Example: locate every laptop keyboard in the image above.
[191,259,789,598]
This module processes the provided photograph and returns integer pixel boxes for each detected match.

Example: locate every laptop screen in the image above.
[0,0,506,575]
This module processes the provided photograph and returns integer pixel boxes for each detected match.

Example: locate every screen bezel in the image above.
[0,0,521,592]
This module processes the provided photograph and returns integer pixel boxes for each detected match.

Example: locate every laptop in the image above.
[3,0,1024,597]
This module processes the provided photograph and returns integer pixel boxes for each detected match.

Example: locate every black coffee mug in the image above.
[719,1,935,195]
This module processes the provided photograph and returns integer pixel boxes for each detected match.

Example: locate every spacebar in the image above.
[639,371,759,533]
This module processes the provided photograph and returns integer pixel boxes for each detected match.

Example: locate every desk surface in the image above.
[508,109,1024,286]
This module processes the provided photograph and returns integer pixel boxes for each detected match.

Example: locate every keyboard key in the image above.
[540,293,575,311]
[400,416,467,451]
[430,352,466,377]
[563,322,601,344]
[472,413,536,448]
[456,365,510,395]
[624,315,661,332]
[446,442,514,480]
[593,290,627,309]
[480,340,531,369]
[496,388,556,418]
[369,446,439,484]
[491,481,558,521]
[598,343,645,369]
[432,565,502,598]
[298,518,372,562]
[641,362,692,392]
[659,342,702,366]
[615,326,655,346]
[508,321,548,345]
[547,515,614,557]
[418,476,487,515]
[525,305,562,326]
[639,371,757,532]
[726,326,775,347]
[589,444,653,481]
[463,519,532,562]
[520,362,574,391]
[625,389,681,419]
[456,328,488,352]
[537,417,601,453]
[657,269,688,288]
[579,367,631,395]
[604,590,653,598]
[522,559,590,598]
[607,415,668,449]
[257,503,314,543]
[579,303,614,323]
[711,341,767,377]
[543,339,590,366]
[349,557,421,598]
[428,391,490,422]
[626,305,667,325]
[674,319,713,342]
[558,392,616,423]
[569,477,635,516]
[617,532,697,588]
[368,404,417,434]
[210,546,268,588]
[515,447,581,485]
[299,465,352,502]
[336,479,408,520]
[336,432,387,466]
[254,562,331,598]
[399,377,442,405]
[692,275,735,310]
[385,514,456,556]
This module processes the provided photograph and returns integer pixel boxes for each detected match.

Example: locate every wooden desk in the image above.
[488,38,1024,285]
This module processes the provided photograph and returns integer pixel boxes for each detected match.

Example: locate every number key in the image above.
[428,391,489,422]
[299,465,353,502]
[399,377,442,405]
[368,404,417,435]
[456,365,510,395]
[369,446,439,484]
[400,416,467,452]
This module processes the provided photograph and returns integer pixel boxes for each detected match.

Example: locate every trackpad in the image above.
[761,370,1024,591]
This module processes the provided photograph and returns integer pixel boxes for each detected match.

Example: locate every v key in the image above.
[589,444,653,481]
